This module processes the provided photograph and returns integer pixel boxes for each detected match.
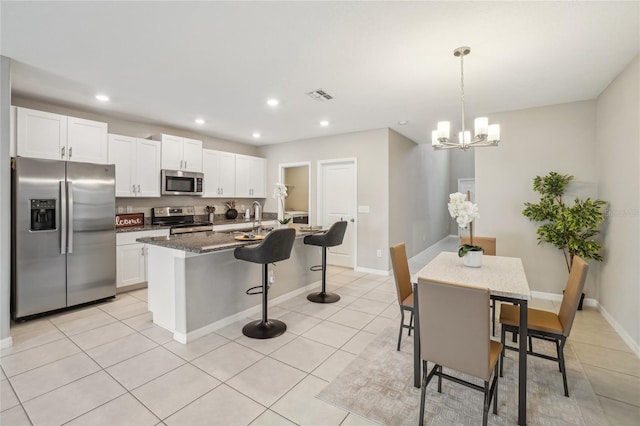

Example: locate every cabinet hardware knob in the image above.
[61,146,65,158]
[69,147,73,158]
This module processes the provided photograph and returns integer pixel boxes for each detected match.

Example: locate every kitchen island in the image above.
[138,226,322,343]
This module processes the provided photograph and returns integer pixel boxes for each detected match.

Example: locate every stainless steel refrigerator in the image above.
[12,157,116,319]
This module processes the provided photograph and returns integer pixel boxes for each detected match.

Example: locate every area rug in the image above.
[317,326,607,425]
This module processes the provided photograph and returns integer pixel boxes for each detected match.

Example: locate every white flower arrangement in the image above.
[448,192,479,229]
[272,183,291,224]
[448,192,482,257]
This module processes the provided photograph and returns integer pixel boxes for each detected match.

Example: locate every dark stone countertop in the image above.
[136,226,323,254]
[116,216,278,234]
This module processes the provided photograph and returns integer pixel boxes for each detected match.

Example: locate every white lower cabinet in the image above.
[116,229,169,288]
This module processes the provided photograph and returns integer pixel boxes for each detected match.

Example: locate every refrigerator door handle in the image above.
[60,181,67,254]
[67,181,74,254]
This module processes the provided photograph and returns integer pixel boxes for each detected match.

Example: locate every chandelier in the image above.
[432,46,500,150]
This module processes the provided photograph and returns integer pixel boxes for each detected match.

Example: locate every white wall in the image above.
[259,129,390,271]
[0,56,11,346]
[475,102,599,296]
[388,129,450,258]
[596,56,639,350]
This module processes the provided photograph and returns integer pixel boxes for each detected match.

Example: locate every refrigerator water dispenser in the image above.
[30,199,56,231]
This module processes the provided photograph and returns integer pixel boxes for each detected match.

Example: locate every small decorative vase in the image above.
[225,208,238,219]
[463,251,483,268]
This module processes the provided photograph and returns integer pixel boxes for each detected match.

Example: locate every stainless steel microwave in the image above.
[161,170,204,196]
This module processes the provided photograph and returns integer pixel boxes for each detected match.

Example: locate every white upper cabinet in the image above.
[203,149,236,197]
[235,154,266,198]
[67,116,108,163]
[153,133,203,172]
[16,107,108,163]
[108,134,161,197]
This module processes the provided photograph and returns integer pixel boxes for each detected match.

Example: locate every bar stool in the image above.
[234,228,296,339]
[304,221,348,303]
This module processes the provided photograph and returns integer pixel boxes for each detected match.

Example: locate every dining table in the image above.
[414,251,531,425]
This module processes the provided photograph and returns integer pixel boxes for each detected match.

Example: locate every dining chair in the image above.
[499,255,589,397]
[417,278,502,426]
[389,243,414,351]
[461,236,498,335]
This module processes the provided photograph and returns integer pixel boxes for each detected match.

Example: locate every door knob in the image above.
[350,218,355,222]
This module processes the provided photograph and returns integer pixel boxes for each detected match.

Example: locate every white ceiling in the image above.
[1,1,638,146]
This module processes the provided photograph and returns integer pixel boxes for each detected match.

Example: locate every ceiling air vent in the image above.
[306,89,333,101]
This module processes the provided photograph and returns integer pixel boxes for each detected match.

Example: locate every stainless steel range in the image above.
[151,206,213,235]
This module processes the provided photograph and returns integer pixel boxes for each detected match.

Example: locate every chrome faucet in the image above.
[252,201,262,231]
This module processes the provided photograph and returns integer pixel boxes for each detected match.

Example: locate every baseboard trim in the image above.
[598,304,640,358]
[530,290,598,308]
[354,266,389,276]
[177,280,321,343]
[0,336,13,349]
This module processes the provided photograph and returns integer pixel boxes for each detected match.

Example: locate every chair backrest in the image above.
[558,256,589,337]
[233,228,296,264]
[389,243,413,305]
[460,236,496,256]
[304,221,348,248]
[417,278,492,381]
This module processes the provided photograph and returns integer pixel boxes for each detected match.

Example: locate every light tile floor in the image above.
[1,238,638,425]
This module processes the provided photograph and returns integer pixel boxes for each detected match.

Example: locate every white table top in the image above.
[416,252,531,300]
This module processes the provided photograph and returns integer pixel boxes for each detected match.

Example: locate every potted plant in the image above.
[448,192,483,267]
[273,182,291,225]
[225,200,238,219]
[522,172,607,309]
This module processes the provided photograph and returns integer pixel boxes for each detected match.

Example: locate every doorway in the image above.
[278,162,311,223]
[317,158,356,268]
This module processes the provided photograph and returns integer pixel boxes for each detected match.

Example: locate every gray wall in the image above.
[259,128,390,271]
[596,56,639,350]
[0,57,11,346]
[475,101,598,296]
[388,129,449,258]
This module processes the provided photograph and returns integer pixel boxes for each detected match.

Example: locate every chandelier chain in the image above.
[460,52,466,135]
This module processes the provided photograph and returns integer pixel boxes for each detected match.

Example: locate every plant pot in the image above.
[225,208,238,219]
[463,251,483,268]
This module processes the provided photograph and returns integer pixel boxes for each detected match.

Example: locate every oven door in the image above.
[161,170,204,195]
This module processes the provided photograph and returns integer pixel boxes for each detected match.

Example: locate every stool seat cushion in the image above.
[303,221,347,248]
[234,228,296,264]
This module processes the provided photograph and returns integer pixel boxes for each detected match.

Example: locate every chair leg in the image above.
[482,380,490,426]
[493,363,499,415]
[242,264,287,339]
[307,246,340,303]
[419,362,428,426]
[437,365,442,393]
[528,335,533,352]
[556,339,563,372]
[408,310,414,336]
[499,327,506,377]
[491,299,496,336]
[397,309,405,351]
[559,339,569,397]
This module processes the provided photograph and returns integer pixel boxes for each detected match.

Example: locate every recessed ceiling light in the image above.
[398,120,409,125]
[195,118,205,125]
[252,132,261,138]
[320,120,330,127]
[267,98,279,107]
[95,94,110,102]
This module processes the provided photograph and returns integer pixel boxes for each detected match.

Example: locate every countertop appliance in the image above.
[152,206,213,235]
[286,210,309,224]
[161,169,204,196]
[11,157,116,319]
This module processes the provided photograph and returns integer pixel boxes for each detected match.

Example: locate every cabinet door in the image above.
[16,107,67,160]
[182,137,203,172]
[67,116,108,164]
[108,134,136,197]
[249,156,267,198]
[136,139,162,197]
[116,243,146,287]
[202,149,221,197]
[235,154,252,197]
[160,134,184,170]
[219,151,236,197]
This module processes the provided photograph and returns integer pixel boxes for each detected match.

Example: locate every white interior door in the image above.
[457,178,476,237]
[318,159,356,268]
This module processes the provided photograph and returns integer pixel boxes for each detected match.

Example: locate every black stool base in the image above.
[242,319,287,339]
[307,292,340,303]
